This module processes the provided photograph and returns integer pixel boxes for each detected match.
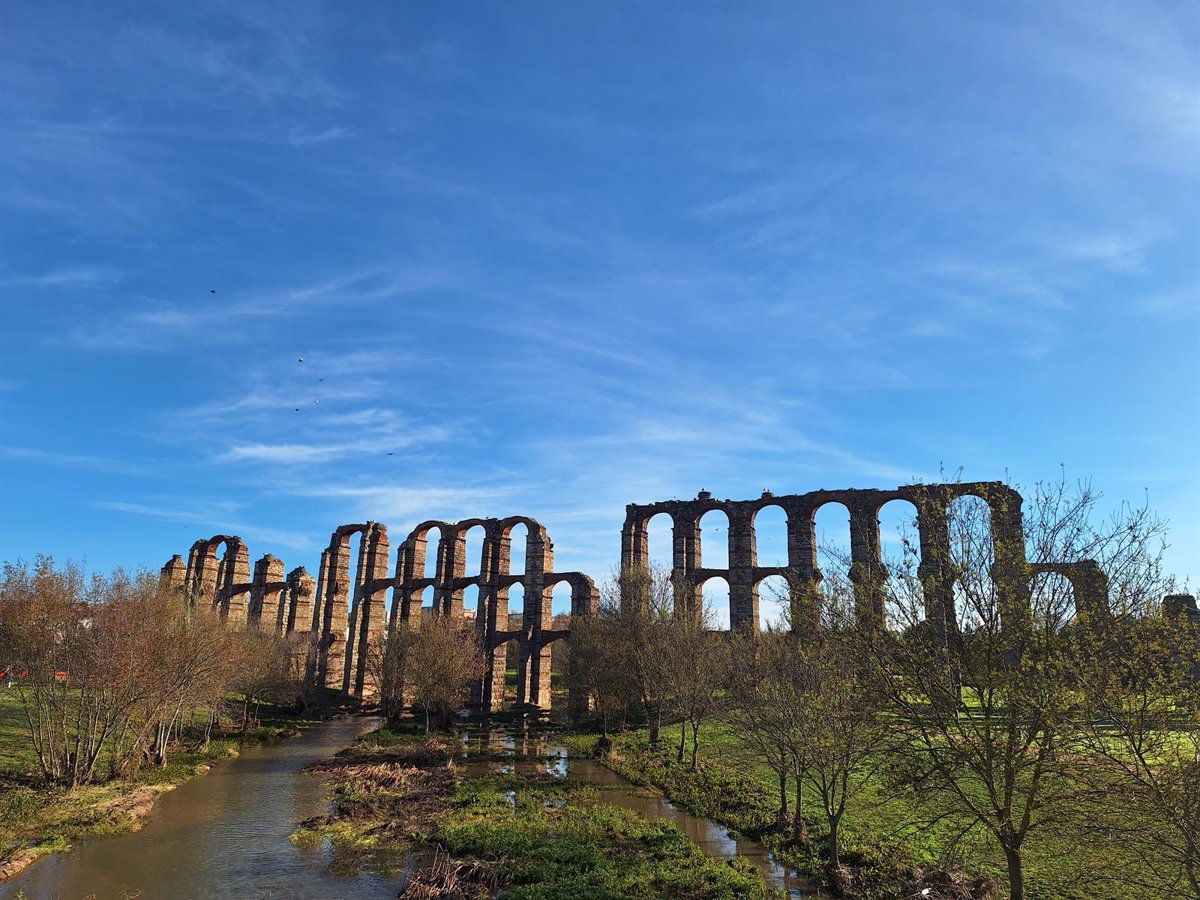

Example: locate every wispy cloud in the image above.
[219,426,451,465]
[286,125,354,147]
[0,265,122,289]
[95,499,314,551]
[0,445,154,476]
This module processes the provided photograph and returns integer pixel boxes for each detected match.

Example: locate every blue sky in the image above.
[1,1,1197,618]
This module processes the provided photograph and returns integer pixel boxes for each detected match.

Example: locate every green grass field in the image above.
[578,717,1165,900]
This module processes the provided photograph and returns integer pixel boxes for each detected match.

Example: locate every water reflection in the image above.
[458,724,819,899]
[2,716,397,900]
[5,718,818,900]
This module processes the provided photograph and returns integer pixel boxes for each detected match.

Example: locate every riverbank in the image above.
[0,690,318,881]
[296,726,779,898]
[558,729,1003,900]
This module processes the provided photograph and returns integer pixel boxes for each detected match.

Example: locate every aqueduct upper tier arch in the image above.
[621,481,1030,639]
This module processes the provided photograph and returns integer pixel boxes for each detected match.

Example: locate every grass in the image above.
[566,719,1170,900]
[298,725,778,898]
[0,689,318,875]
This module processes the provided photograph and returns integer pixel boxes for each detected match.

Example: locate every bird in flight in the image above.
[294,407,300,412]
[209,289,216,295]
[387,452,394,456]
[298,357,305,363]
[318,377,324,382]
[314,399,320,405]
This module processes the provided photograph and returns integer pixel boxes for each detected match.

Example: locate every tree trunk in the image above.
[677,723,686,764]
[776,770,790,827]
[1003,843,1024,900]
[828,812,842,867]
[690,720,700,770]
[793,777,810,847]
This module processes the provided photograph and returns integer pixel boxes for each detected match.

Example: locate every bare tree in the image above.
[655,600,729,770]
[399,616,486,732]
[570,565,676,741]
[793,626,890,880]
[726,630,804,831]
[864,477,1173,900]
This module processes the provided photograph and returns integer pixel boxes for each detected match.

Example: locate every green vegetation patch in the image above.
[302,727,776,899]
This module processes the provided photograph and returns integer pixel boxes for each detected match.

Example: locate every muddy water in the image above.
[460,728,821,899]
[5,719,820,900]
[1,716,405,900]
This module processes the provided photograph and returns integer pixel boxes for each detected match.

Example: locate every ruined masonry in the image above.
[163,480,1180,715]
[162,516,599,716]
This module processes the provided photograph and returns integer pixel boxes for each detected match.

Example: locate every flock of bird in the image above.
[211,291,395,457]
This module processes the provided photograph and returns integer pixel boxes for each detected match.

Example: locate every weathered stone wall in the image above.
[164,480,1183,717]
[165,514,597,715]
[622,482,1031,640]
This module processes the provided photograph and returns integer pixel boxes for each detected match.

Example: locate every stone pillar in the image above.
[342,528,372,692]
[787,503,821,635]
[849,501,885,630]
[567,575,600,721]
[353,524,392,698]
[216,539,251,626]
[286,566,315,636]
[188,540,221,613]
[249,554,286,632]
[621,507,649,574]
[675,515,704,613]
[306,548,330,687]
[484,532,514,711]
[472,529,498,711]
[1165,594,1200,625]
[432,533,452,617]
[319,537,353,690]
[388,544,412,632]
[917,496,956,652]
[984,485,1032,642]
[160,554,186,594]
[521,528,554,708]
[728,508,758,631]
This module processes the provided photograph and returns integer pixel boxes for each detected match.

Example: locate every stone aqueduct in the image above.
[162,480,1191,715]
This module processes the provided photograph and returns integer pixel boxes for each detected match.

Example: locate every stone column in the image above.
[849,502,885,630]
[306,548,330,687]
[567,575,600,721]
[249,554,286,632]
[675,515,704,613]
[286,567,315,636]
[217,539,251,626]
[160,554,186,594]
[432,532,452,617]
[984,485,1032,642]
[388,544,412,632]
[621,507,649,574]
[917,496,956,652]
[728,508,758,630]
[521,528,554,708]
[472,528,498,711]
[485,532,514,711]
[188,540,221,614]
[319,537,353,690]
[342,528,372,692]
[444,528,468,618]
[353,524,392,698]
[786,503,821,636]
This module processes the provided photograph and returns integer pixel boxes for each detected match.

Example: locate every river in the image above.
[4,718,818,899]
